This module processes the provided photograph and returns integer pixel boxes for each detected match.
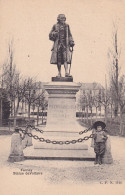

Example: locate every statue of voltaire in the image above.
[49,14,75,77]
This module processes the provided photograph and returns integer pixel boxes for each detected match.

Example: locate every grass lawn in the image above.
[77,117,125,136]
[0,130,13,136]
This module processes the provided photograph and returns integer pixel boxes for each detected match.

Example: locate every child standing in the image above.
[92,121,108,165]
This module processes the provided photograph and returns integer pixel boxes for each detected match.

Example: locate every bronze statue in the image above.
[49,14,75,77]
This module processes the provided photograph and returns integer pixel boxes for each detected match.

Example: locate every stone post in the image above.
[22,127,33,148]
[8,127,24,162]
[26,126,33,146]
[102,135,113,164]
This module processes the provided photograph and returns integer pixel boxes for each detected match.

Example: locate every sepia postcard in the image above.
[0,0,125,194]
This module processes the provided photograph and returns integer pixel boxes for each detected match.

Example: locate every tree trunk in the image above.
[110,104,113,125]
[111,104,112,119]
[37,106,39,126]
[0,98,2,126]
[86,106,88,124]
[41,110,44,125]
[13,100,20,128]
[100,106,102,118]
[114,32,119,117]
[96,107,98,121]
[28,103,31,121]
[90,108,93,125]
[104,106,107,124]
[82,109,84,122]
[21,101,24,117]
[84,110,86,124]
[13,117,16,129]
[119,106,123,136]
[10,99,13,117]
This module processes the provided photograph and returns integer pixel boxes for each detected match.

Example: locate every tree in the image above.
[12,75,28,127]
[93,93,100,121]
[35,89,48,125]
[108,23,121,117]
[0,89,10,126]
[24,78,45,122]
[108,86,115,123]
[1,40,18,117]
[93,85,111,124]
[88,90,94,125]
[2,64,22,127]
[117,76,125,135]
[24,78,37,121]
[99,90,110,124]
[78,90,86,121]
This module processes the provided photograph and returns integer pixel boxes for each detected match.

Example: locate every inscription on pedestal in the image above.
[45,82,81,131]
[47,99,76,125]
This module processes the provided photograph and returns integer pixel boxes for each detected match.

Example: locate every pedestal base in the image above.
[52,76,73,82]
[31,126,95,159]
[24,130,95,159]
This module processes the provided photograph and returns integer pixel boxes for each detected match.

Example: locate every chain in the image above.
[26,124,44,134]
[25,121,93,135]
[25,124,92,135]
[79,126,92,135]
[19,128,94,145]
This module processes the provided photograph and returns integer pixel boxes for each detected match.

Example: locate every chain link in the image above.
[71,140,77,144]
[19,128,94,145]
[26,124,44,134]
[79,127,92,135]
[39,138,45,142]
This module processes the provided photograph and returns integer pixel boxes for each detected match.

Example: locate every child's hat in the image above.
[93,121,106,130]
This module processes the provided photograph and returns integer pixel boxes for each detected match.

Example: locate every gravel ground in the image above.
[0,135,125,195]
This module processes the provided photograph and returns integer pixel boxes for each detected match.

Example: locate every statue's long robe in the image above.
[49,23,74,64]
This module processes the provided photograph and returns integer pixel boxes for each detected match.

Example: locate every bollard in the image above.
[8,127,24,162]
[26,126,33,146]
[22,132,27,149]
[22,126,33,148]
[102,135,113,164]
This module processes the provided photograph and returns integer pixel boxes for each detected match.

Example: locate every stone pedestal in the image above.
[44,81,81,132]
[31,81,95,159]
[8,132,24,162]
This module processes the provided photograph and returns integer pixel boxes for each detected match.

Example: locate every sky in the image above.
[0,0,125,87]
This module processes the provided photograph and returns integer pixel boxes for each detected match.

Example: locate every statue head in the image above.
[57,14,66,24]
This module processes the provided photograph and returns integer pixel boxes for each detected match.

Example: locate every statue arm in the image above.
[49,25,58,41]
[68,25,75,47]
